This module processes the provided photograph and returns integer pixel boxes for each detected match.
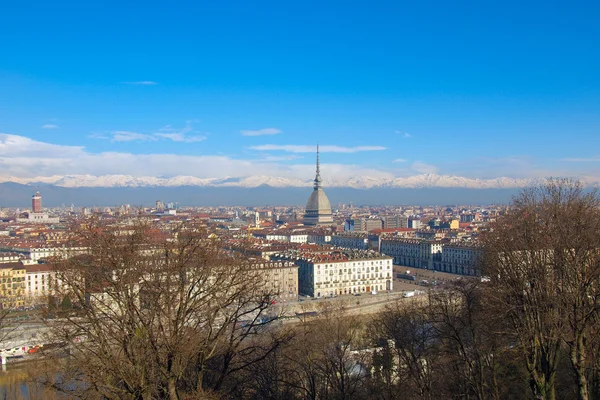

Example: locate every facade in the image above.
[379,238,442,270]
[307,232,332,244]
[32,191,42,213]
[1,244,86,264]
[13,192,60,224]
[273,249,393,297]
[16,213,60,224]
[303,147,334,226]
[350,217,383,232]
[408,219,422,229]
[331,233,369,250]
[25,264,55,301]
[433,244,482,276]
[251,260,299,299]
[0,263,27,309]
[382,215,409,229]
[380,238,481,275]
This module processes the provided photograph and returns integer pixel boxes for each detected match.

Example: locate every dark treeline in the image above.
[13,179,600,400]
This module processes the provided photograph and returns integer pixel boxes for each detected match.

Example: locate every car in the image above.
[371,291,378,295]
[353,293,362,297]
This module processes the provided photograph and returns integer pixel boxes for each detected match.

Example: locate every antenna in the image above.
[316,144,320,176]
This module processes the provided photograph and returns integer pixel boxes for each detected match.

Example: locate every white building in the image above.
[272,249,393,297]
[1,244,86,265]
[307,232,332,244]
[331,233,369,250]
[379,238,442,270]
[25,264,55,301]
[249,260,299,300]
[16,213,60,224]
[252,229,310,244]
[433,244,482,276]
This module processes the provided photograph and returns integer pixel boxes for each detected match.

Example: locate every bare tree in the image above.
[313,302,369,400]
[428,279,502,400]
[370,301,439,399]
[482,179,600,400]
[46,217,281,399]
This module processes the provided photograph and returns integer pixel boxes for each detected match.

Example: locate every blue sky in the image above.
[0,0,599,184]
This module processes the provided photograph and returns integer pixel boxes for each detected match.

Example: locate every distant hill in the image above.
[0,182,518,207]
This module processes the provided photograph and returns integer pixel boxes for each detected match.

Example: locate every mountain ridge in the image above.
[0,173,588,189]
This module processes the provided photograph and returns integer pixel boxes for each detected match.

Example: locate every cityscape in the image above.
[1,1,599,399]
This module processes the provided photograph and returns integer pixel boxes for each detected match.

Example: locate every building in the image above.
[350,217,383,232]
[408,219,422,229]
[0,262,27,309]
[25,264,55,301]
[272,249,393,297]
[32,191,42,213]
[382,215,409,230]
[250,260,299,300]
[307,231,332,244]
[0,243,86,264]
[433,244,482,276]
[252,230,309,243]
[331,233,369,250]
[15,191,60,224]
[379,238,442,269]
[303,146,334,226]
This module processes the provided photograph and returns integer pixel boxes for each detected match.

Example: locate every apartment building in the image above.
[433,244,482,276]
[0,263,27,309]
[250,260,299,299]
[25,264,55,301]
[379,238,442,269]
[272,249,393,297]
[331,233,369,250]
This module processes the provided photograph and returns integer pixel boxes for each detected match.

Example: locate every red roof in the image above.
[25,264,54,273]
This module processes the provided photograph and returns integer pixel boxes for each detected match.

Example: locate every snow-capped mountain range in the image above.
[0,174,596,189]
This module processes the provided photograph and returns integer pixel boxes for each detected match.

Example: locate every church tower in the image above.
[303,146,333,226]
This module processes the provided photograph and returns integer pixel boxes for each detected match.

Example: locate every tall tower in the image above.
[303,145,333,226]
[32,191,42,213]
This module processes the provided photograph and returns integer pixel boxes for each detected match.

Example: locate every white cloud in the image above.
[93,122,207,143]
[395,131,412,138]
[111,131,156,142]
[154,133,206,143]
[411,161,438,174]
[121,81,158,85]
[154,122,206,143]
[1,133,597,188]
[241,128,282,136]
[0,134,389,182]
[392,158,407,163]
[261,155,304,162]
[250,144,386,153]
[0,134,84,158]
[42,124,59,129]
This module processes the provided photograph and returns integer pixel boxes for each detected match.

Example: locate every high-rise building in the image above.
[32,191,42,213]
[303,146,333,226]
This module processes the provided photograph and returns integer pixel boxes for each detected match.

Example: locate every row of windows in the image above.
[316,266,388,273]
[316,274,390,283]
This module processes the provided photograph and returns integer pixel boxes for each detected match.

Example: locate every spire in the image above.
[314,144,322,189]
[316,144,320,176]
